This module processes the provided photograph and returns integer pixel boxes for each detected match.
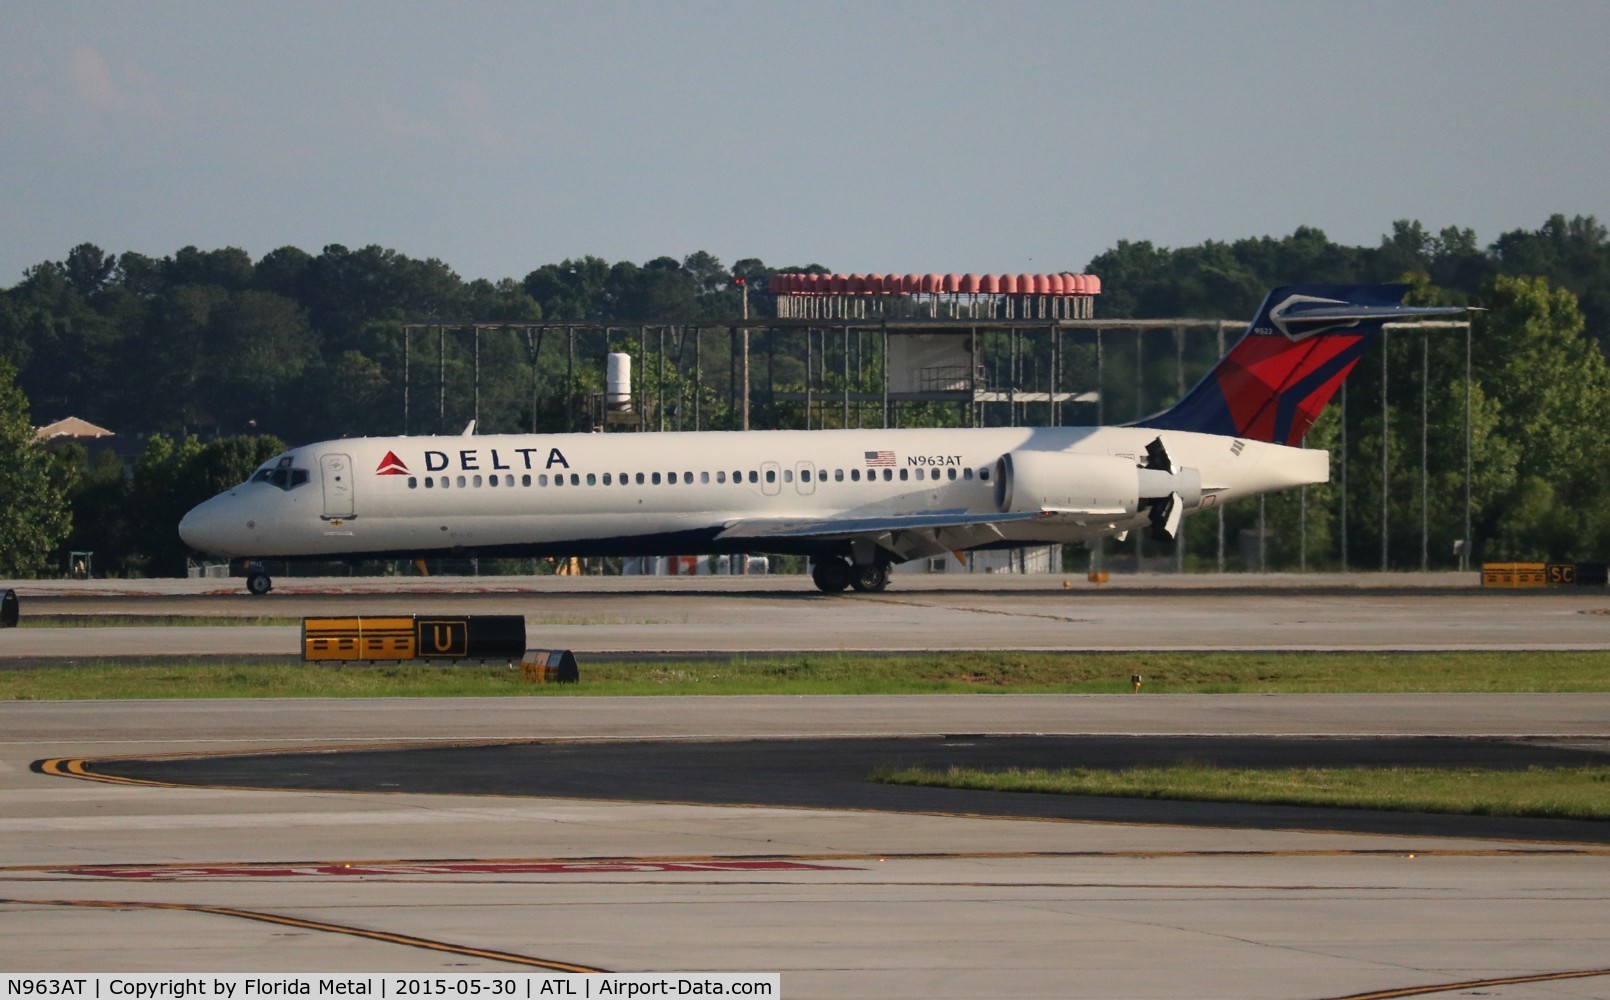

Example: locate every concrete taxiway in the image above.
[6,695,1610,997]
[4,577,1610,997]
[4,572,1608,656]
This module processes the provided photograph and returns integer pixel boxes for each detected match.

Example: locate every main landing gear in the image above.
[810,556,889,594]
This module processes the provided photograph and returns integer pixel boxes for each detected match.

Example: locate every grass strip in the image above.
[17,614,656,628]
[871,763,1610,821]
[4,650,1610,700]
[18,615,303,628]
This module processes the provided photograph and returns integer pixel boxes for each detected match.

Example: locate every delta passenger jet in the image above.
[179,285,1461,595]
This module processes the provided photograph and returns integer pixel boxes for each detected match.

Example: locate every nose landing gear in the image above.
[239,560,273,596]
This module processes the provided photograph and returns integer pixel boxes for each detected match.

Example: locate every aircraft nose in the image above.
[179,494,243,557]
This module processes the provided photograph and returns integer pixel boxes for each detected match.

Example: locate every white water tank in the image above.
[606,353,632,411]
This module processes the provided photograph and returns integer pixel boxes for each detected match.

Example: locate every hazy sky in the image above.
[4,1,1607,287]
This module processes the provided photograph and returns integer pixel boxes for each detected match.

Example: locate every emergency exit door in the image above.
[320,453,355,519]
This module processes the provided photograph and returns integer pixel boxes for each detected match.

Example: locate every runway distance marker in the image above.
[301,615,526,662]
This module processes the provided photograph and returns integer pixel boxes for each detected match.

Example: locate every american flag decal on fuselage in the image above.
[864,450,896,467]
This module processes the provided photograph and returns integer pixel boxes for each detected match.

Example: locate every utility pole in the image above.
[738,277,752,576]
[739,277,751,431]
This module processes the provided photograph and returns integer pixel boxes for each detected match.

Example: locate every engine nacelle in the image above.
[994,450,1202,516]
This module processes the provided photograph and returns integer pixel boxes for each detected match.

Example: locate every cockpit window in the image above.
[250,455,310,491]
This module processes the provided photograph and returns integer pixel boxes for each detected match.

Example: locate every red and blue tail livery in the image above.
[1134,285,1462,446]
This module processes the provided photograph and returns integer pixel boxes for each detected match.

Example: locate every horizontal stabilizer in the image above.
[1133,284,1467,446]
[1272,303,1463,323]
[1267,297,1463,339]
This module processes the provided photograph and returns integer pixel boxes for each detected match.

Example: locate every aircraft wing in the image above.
[715,509,1056,561]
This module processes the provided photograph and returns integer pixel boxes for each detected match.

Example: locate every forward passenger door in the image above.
[320,453,355,520]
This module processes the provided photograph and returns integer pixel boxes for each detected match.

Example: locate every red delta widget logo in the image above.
[375,451,410,476]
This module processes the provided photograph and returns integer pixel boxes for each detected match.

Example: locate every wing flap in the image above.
[714,512,1043,541]
[719,509,1062,564]
[716,509,1050,543]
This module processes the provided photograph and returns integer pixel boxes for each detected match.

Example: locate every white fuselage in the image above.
[178,424,1327,562]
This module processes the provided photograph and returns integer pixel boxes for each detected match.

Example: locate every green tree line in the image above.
[2,214,1607,577]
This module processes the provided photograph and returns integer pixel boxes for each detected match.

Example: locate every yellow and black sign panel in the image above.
[1546,562,1577,585]
[423,615,526,660]
[1481,562,1549,588]
[415,618,469,658]
[303,617,417,660]
[302,615,527,662]
[1482,561,1610,588]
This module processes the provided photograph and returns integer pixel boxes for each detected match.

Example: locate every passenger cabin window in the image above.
[765,469,776,484]
[899,469,909,481]
[963,468,973,480]
[652,472,662,485]
[834,469,844,482]
[716,471,726,484]
[980,467,991,481]
[851,469,861,482]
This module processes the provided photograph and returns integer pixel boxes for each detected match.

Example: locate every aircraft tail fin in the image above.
[1132,284,1463,446]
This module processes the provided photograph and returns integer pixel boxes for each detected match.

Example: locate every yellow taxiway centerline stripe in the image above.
[0,898,605,973]
[5,846,1606,876]
[1323,966,1610,1000]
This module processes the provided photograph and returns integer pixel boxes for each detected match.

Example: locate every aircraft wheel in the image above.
[246,572,273,596]
[810,557,852,593]
[850,563,889,593]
